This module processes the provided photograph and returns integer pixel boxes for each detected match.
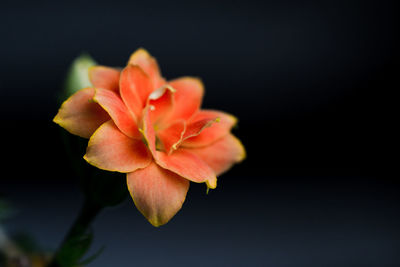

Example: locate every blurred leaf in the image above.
[12,232,42,253]
[0,199,16,222]
[53,229,93,267]
[78,246,104,266]
[59,53,96,103]
[61,132,129,208]
[85,167,128,207]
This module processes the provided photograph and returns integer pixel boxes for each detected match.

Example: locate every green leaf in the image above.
[61,132,129,208]
[78,246,105,266]
[12,232,41,253]
[87,169,129,207]
[59,53,97,103]
[54,229,93,267]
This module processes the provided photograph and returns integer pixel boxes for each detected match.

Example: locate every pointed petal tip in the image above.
[171,76,204,86]
[52,113,61,125]
[52,87,109,138]
[181,110,239,148]
[206,177,217,189]
[155,150,217,188]
[126,176,164,227]
[231,114,239,125]
[184,134,245,177]
[82,152,110,172]
[128,48,153,65]
[221,112,239,128]
[127,48,165,88]
[83,151,115,172]
[233,136,246,162]
[147,216,170,227]
[52,112,71,134]
[134,47,151,55]
[126,176,163,227]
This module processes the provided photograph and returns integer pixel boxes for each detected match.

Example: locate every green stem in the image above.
[47,198,103,267]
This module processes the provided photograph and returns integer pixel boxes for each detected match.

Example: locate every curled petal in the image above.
[84,121,152,172]
[167,77,204,122]
[185,134,246,176]
[163,117,217,153]
[120,65,154,119]
[53,87,109,138]
[181,116,219,141]
[155,149,217,189]
[181,110,238,148]
[157,120,185,154]
[147,85,175,128]
[89,66,120,92]
[141,86,176,155]
[128,48,165,88]
[94,88,141,139]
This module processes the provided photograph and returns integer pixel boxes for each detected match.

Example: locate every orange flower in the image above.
[54,49,245,226]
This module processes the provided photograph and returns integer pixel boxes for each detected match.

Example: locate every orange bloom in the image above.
[54,49,245,226]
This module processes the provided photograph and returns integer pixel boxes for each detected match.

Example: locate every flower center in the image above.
[155,136,164,151]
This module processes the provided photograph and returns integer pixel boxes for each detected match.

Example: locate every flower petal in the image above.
[181,110,238,148]
[127,161,189,227]
[93,88,141,139]
[120,65,154,119]
[185,134,246,176]
[89,66,120,92]
[147,85,175,127]
[162,116,217,153]
[155,149,217,189]
[53,87,109,138]
[141,106,156,156]
[157,120,185,154]
[167,77,204,122]
[140,86,176,156]
[128,48,165,88]
[84,121,152,172]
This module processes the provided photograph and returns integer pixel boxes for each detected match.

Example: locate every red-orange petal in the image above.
[120,65,154,119]
[127,161,189,227]
[128,48,165,88]
[155,149,217,189]
[84,121,152,173]
[161,116,217,153]
[53,87,109,138]
[167,77,204,122]
[157,120,185,154]
[93,88,141,139]
[141,106,156,156]
[185,134,246,176]
[181,110,238,148]
[147,85,175,128]
[88,66,120,92]
[140,86,177,156]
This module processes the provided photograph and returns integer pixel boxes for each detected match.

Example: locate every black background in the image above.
[1,0,399,266]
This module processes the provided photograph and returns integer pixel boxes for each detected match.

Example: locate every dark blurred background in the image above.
[1,0,399,266]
